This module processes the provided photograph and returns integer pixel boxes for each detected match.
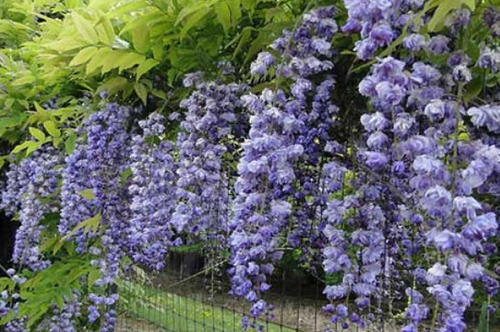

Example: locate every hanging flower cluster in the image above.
[318,1,499,330]
[173,76,247,243]
[126,112,178,270]
[229,5,342,324]
[1,145,63,271]
[60,102,132,332]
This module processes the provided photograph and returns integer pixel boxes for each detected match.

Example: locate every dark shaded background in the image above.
[0,142,17,277]
[0,212,17,277]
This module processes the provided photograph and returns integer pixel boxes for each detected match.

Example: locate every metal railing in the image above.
[115,253,330,332]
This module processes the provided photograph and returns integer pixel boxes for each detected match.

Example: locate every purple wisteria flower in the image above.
[1,145,63,271]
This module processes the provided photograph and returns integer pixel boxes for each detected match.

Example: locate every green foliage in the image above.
[1,255,98,328]
[0,0,309,161]
[427,0,475,32]
[61,212,101,242]
[18,259,97,328]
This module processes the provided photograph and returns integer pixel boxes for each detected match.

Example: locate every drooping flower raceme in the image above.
[126,112,179,270]
[173,78,247,242]
[230,6,341,324]
[1,145,63,271]
[60,102,133,332]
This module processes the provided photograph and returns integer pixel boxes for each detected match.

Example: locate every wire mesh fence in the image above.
[115,251,332,332]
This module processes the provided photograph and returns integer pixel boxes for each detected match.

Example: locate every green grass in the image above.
[117,279,297,332]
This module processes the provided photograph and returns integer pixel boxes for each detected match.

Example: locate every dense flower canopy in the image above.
[0,1,499,331]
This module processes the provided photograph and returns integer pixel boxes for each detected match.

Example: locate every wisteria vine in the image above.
[1,1,499,332]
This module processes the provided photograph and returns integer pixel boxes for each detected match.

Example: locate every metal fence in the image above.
[115,252,331,332]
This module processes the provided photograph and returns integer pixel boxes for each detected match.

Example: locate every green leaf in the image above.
[180,6,212,38]
[0,309,15,325]
[464,76,483,104]
[232,26,253,57]
[78,189,95,200]
[43,121,61,138]
[54,295,65,309]
[29,127,46,142]
[26,304,49,327]
[99,77,129,95]
[66,0,83,8]
[228,0,242,25]
[151,89,166,100]
[463,0,475,10]
[0,114,27,129]
[26,141,43,156]
[478,301,488,332]
[72,12,98,43]
[12,141,31,154]
[175,1,215,25]
[69,46,98,66]
[120,167,133,186]
[120,11,164,35]
[215,2,231,33]
[136,58,159,80]
[428,0,462,32]
[151,44,164,60]
[134,82,148,105]
[65,132,77,154]
[62,212,101,241]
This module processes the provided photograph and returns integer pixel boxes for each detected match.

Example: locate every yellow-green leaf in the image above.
[228,0,242,25]
[78,189,95,200]
[120,11,164,35]
[12,141,31,154]
[100,50,121,74]
[62,213,101,241]
[43,121,61,138]
[99,77,129,95]
[464,77,482,104]
[0,114,27,129]
[463,0,475,10]
[215,2,231,33]
[428,0,462,32]
[132,26,150,53]
[53,136,62,148]
[134,82,148,105]
[181,7,211,38]
[69,46,98,66]
[12,74,35,86]
[44,38,86,52]
[86,47,114,74]
[87,269,101,287]
[109,0,148,16]
[26,141,42,156]
[96,16,115,45]
[136,58,159,81]
[29,127,46,142]
[65,132,77,154]
[116,52,145,72]
[72,12,98,43]
[151,89,166,100]
[151,44,164,60]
